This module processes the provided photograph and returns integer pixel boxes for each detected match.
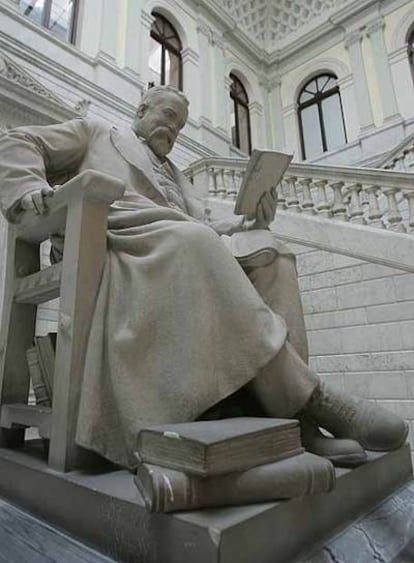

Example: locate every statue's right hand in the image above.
[20,186,55,215]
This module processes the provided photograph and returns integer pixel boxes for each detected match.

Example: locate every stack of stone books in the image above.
[134,417,335,512]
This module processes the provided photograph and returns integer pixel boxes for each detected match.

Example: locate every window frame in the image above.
[230,73,252,155]
[150,12,183,91]
[21,0,79,44]
[298,74,347,160]
[408,27,414,83]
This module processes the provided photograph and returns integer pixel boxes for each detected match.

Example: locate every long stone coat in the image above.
[0,118,304,468]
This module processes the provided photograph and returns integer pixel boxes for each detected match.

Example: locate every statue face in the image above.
[135,91,188,158]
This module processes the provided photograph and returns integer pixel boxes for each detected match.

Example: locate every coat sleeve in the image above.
[0,118,89,222]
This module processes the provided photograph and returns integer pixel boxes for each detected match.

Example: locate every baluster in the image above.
[276,182,286,210]
[285,176,301,213]
[330,181,347,221]
[394,156,405,171]
[207,167,217,197]
[233,170,243,199]
[203,207,212,226]
[299,178,315,214]
[405,146,414,170]
[364,185,385,228]
[314,180,331,217]
[403,191,414,233]
[217,169,226,198]
[224,169,234,199]
[347,183,366,224]
[383,187,406,232]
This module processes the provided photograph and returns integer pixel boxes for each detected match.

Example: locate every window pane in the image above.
[149,36,162,85]
[321,94,346,150]
[230,104,237,146]
[49,0,74,41]
[167,50,180,89]
[238,103,250,154]
[299,90,314,103]
[19,0,45,24]
[305,79,317,94]
[301,104,323,159]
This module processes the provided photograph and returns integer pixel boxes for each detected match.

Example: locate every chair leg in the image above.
[0,233,39,448]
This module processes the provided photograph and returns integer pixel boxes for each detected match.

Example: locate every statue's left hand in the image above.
[245,188,277,230]
[20,186,55,215]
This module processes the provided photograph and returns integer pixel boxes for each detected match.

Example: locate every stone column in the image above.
[283,102,300,156]
[258,75,274,148]
[197,21,213,124]
[139,10,155,88]
[270,77,286,150]
[366,17,401,123]
[98,0,122,62]
[211,33,229,134]
[248,101,264,148]
[123,0,144,77]
[182,47,200,121]
[344,30,375,134]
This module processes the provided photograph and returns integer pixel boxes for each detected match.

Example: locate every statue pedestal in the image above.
[0,443,411,563]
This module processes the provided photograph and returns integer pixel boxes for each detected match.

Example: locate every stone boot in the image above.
[300,415,367,466]
[303,383,408,451]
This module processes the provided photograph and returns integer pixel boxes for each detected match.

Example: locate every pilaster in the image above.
[269,76,286,150]
[139,10,155,88]
[211,32,228,132]
[197,20,213,123]
[248,100,264,148]
[122,0,144,76]
[181,47,200,120]
[344,30,375,134]
[98,0,122,62]
[366,17,401,123]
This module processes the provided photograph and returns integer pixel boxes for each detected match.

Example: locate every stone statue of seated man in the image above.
[0,86,407,470]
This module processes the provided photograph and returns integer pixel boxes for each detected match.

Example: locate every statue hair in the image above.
[138,85,189,111]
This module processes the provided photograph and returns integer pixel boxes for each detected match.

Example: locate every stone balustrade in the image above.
[380,133,414,173]
[186,157,414,234]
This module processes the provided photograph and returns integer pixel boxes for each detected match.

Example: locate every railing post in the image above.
[276,182,287,211]
[285,176,301,213]
[347,183,366,224]
[207,167,217,197]
[330,181,347,221]
[314,179,331,217]
[403,191,414,233]
[299,178,315,214]
[365,185,385,228]
[383,187,406,232]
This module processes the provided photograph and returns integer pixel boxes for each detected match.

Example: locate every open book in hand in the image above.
[234,149,293,216]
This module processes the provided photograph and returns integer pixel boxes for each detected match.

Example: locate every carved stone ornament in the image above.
[0,52,66,106]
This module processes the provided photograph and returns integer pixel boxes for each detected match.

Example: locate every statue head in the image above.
[133,85,189,159]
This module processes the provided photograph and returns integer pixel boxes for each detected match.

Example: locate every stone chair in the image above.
[0,170,125,472]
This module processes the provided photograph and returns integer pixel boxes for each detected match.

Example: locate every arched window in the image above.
[230,74,252,154]
[408,27,414,83]
[298,74,347,160]
[149,13,182,90]
[19,0,78,43]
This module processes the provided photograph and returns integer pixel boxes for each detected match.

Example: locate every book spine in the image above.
[135,452,335,512]
[26,347,51,407]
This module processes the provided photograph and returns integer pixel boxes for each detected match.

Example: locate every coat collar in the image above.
[110,125,204,220]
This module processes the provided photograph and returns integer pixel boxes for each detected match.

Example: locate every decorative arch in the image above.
[147,11,183,90]
[225,61,261,103]
[297,73,347,160]
[229,73,252,154]
[390,6,414,52]
[288,57,351,106]
[143,1,190,50]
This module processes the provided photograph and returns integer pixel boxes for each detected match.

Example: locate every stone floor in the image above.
[2,482,414,562]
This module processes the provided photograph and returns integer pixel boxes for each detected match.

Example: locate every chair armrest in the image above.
[15,170,125,244]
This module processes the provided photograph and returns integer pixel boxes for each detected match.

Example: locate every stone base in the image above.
[0,442,411,563]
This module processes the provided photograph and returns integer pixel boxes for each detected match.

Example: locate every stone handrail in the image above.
[186,157,414,234]
[377,132,414,172]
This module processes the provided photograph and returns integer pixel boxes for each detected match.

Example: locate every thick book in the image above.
[136,417,303,477]
[34,334,56,403]
[134,452,336,512]
[26,347,51,407]
[234,150,293,217]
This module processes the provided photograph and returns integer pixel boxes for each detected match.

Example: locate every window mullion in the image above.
[161,44,166,85]
[318,99,327,151]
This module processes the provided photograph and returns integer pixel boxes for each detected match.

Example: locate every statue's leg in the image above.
[246,340,319,418]
[244,254,308,364]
